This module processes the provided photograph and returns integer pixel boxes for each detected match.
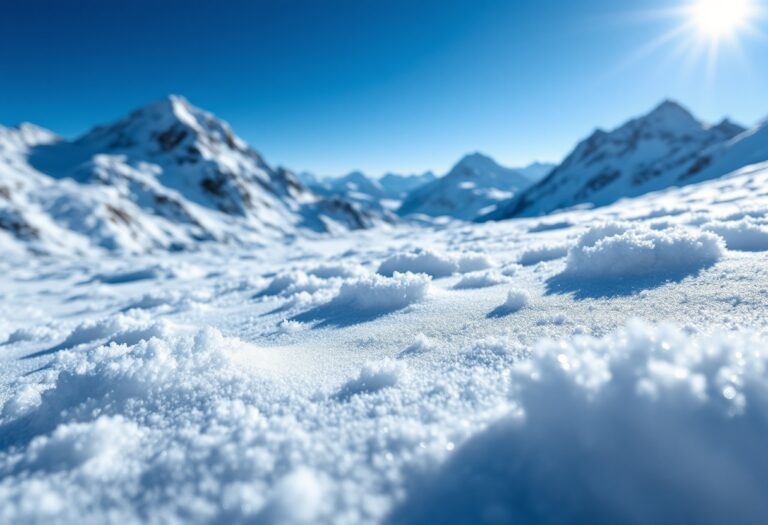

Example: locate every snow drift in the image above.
[389,321,768,525]
[561,223,725,279]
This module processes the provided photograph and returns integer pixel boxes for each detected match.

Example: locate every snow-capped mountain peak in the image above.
[0,123,60,152]
[0,96,386,255]
[77,95,250,160]
[641,99,702,131]
[398,152,533,220]
[487,100,748,219]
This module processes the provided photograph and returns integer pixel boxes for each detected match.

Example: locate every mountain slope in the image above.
[488,101,746,219]
[379,171,436,200]
[307,170,399,217]
[0,96,383,254]
[514,161,556,182]
[399,153,532,220]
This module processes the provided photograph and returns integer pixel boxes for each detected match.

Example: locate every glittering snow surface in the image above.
[2,163,768,524]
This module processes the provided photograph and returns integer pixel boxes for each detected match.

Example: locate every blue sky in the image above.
[1,0,766,176]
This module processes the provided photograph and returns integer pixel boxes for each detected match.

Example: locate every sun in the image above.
[691,0,754,40]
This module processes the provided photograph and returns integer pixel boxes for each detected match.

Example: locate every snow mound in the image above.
[91,265,171,284]
[378,249,492,278]
[24,415,144,477]
[704,219,768,252]
[527,220,573,233]
[453,271,509,290]
[518,244,569,266]
[561,223,724,279]
[503,289,530,312]
[325,272,431,314]
[3,326,54,345]
[399,334,436,357]
[276,319,306,334]
[336,359,407,400]
[390,322,768,525]
[305,262,367,279]
[456,253,494,273]
[377,249,458,278]
[258,271,329,298]
[258,468,327,525]
[53,315,173,352]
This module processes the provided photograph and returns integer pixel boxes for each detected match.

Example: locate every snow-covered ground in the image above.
[2,162,768,524]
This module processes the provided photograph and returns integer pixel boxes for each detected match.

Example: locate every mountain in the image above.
[307,170,399,216]
[514,161,556,182]
[304,169,437,215]
[398,152,533,220]
[324,171,387,199]
[0,96,385,255]
[487,101,747,219]
[379,171,437,200]
[682,118,768,183]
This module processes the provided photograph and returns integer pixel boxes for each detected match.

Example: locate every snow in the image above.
[0,97,383,256]
[491,100,753,220]
[3,103,768,524]
[561,222,725,279]
[503,289,531,312]
[519,243,569,265]
[377,249,491,278]
[390,321,768,525]
[293,272,432,327]
[704,218,768,252]
[399,152,532,220]
[453,270,509,289]
[337,359,407,399]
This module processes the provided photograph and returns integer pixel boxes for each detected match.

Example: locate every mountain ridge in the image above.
[485,100,749,220]
[0,95,387,255]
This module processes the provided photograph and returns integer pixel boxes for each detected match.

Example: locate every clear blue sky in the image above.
[1,0,766,176]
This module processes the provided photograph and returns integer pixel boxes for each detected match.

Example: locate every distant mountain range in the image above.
[398,153,544,220]
[485,100,768,220]
[305,157,554,221]
[4,95,768,255]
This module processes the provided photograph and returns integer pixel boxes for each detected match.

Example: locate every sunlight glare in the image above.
[691,0,753,39]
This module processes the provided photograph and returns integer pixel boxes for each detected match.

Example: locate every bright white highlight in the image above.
[692,0,753,39]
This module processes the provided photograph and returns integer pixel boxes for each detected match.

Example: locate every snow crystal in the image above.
[561,222,724,279]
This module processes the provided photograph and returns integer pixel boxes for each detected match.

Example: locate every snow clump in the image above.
[561,222,724,279]
[704,218,768,252]
[323,272,431,314]
[503,289,530,312]
[378,249,492,278]
[453,270,510,290]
